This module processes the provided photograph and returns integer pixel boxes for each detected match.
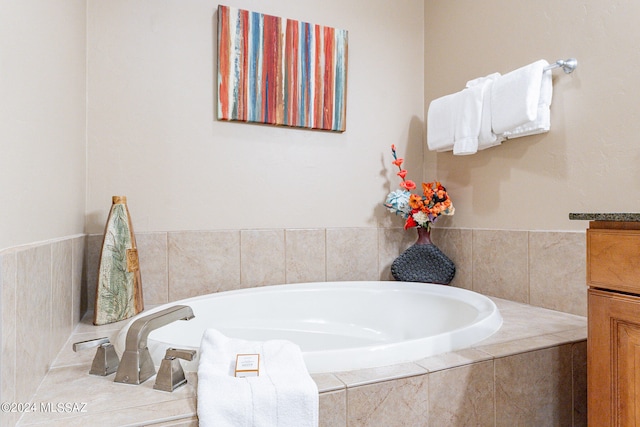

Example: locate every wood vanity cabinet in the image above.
[587,221,640,426]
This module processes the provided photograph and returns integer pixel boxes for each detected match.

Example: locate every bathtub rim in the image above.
[114,281,503,373]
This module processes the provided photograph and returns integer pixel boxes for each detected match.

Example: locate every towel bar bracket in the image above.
[544,58,578,74]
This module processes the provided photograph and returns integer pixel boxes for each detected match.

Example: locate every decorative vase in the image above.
[94,196,144,325]
[390,227,456,284]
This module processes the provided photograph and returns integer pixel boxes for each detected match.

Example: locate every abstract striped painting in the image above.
[217,5,348,132]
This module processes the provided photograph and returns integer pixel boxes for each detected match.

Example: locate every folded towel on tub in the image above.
[197,328,319,427]
[490,60,550,135]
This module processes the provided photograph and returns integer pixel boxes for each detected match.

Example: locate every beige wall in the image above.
[425,0,640,231]
[86,0,425,234]
[9,0,619,244]
[0,0,87,251]
[5,1,636,243]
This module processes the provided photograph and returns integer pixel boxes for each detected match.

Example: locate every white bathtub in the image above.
[114,281,502,374]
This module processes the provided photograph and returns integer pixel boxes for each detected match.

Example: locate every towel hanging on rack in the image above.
[491,59,550,135]
[425,58,578,155]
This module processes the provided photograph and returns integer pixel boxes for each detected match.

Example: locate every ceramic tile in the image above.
[550,327,588,343]
[529,231,587,316]
[347,375,429,427]
[319,390,347,427]
[495,344,573,427]
[137,232,169,305]
[18,364,196,425]
[19,396,197,426]
[16,245,52,403]
[334,362,427,387]
[311,373,345,393]
[474,333,571,358]
[1,405,20,427]
[71,236,86,326]
[431,228,473,290]
[482,297,587,346]
[72,310,130,335]
[326,228,378,281]
[572,341,588,427]
[415,347,493,373]
[428,360,495,427]
[378,227,415,281]
[285,229,326,284]
[241,229,285,287]
[473,229,529,303]
[144,417,199,427]
[490,296,529,312]
[84,234,103,313]
[51,240,73,363]
[1,252,18,427]
[168,230,240,300]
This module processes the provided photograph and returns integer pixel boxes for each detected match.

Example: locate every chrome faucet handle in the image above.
[166,348,196,361]
[72,337,120,376]
[153,348,197,392]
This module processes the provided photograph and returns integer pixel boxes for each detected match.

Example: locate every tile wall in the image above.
[436,228,587,316]
[0,235,85,427]
[0,226,587,426]
[85,227,587,316]
[316,341,586,427]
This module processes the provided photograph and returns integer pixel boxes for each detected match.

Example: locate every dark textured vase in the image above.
[391,227,455,284]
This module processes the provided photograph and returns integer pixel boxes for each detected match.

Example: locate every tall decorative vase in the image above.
[390,227,456,284]
[94,196,144,325]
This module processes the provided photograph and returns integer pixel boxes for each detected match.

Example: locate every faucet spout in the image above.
[114,305,194,385]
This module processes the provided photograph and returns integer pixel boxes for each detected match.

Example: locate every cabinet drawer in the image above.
[588,228,640,293]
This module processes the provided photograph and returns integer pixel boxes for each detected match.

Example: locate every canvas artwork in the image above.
[217,5,348,132]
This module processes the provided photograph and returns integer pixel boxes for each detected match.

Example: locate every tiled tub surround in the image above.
[18,297,587,426]
[1,227,587,426]
[0,235,86,427]
[86,227,587,316]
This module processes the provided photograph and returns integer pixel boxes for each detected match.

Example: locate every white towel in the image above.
[500,68,552,139]
[491,60,549,135]
[467,73,504,151]
[452,86,483,155]
[427,92,460,152]
[453,72,503,155]
[197,329,319,427]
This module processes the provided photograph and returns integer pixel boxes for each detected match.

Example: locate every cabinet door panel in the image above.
[589,289,640,426]
[617,322,640,426]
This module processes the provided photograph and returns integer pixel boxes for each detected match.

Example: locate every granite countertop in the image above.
[569,213,640,222]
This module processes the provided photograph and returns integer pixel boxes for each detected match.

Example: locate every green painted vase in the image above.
[94,196,144,325]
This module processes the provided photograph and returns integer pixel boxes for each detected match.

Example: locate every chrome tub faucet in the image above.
[114,305,195,385]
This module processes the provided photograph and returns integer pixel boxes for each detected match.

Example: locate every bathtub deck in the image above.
[17,297,587,426]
